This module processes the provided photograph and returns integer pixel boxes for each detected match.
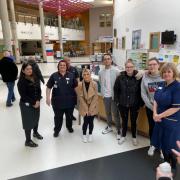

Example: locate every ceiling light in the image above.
[82,0,95,2]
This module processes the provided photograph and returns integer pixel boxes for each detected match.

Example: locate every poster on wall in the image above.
[126,49,149,70]
[132,30,141,50]
[158,54,180,64]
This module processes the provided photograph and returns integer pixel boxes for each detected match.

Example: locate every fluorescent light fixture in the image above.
[82,0,95,2]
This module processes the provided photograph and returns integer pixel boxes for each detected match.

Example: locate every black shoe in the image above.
[33,132,43,140]
[6,103,13,107]
[72,116,76,121]
[67,128,74,133]
[25,140,38,147]
[53,132,59,138]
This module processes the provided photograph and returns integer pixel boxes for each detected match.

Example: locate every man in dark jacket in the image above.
[0,51,18,107]
[64,56,79,121]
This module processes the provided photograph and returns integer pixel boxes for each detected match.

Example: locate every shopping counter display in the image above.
[91,74,149,137]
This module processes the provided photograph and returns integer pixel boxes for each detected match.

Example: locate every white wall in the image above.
[0,21,85,41]
[89,6,113,43]
[113,0,180,66]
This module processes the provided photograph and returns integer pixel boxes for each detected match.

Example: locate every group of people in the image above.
[0,52,180,177]
[99,54,180,176]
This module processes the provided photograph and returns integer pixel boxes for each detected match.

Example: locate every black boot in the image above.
[33,132,43,140]
[25,140,38,147]
[67,128,74,133]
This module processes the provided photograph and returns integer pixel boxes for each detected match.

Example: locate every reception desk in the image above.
[98,95,149,137]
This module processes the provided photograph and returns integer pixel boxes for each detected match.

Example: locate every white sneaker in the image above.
[147,145,155,156]
[88,135,93,142]
[118,137,126,145]
[82,135,87,143]
[132,138,138,146]
[116,134,121,140]
[102,126,113,134]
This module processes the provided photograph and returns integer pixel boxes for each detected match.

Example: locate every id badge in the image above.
[66,78,70,84]
[54,81,58,88]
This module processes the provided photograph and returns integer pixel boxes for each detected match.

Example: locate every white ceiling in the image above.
[89,0,113,7]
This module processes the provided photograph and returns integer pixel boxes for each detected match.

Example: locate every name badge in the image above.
[54,81,58,88]
[25,102,30,106]
[66,78,70,84]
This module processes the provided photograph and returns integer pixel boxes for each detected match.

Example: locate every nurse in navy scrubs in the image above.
[46,60,78,137]
[153,63,180,172]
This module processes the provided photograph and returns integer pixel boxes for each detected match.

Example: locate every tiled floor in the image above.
[0,59,149,180]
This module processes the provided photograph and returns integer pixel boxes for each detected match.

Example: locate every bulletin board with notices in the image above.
[149,43,180,65]
[126,49,149,70]
[158,52,180,65]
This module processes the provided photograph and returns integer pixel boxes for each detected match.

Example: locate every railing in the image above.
[15,13,85,30]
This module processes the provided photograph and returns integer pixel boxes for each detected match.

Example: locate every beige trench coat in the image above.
[76,80,98,116]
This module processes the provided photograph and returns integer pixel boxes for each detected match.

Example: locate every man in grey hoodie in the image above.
[141,57,164,156]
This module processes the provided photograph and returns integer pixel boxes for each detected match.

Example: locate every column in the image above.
[0,0,12,52]
[9,0,20,63]
[39,1,47,62]
[58,14,63,57]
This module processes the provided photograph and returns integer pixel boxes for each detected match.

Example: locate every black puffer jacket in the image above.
[114,70,143,108]
[0,57,18,82]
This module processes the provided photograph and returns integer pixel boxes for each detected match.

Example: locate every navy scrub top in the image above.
[154,80,180,153]
[47,71,78,109]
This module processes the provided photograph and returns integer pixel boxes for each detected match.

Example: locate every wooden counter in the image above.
[98,95,149,137]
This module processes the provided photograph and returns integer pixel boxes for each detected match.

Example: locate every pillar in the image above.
[9,0,20,63]
[58,14,63,57]
[0,0,12,52]
[39,1,47,62]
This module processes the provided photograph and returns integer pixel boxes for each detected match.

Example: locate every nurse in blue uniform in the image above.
[46,60,78,137]
[153,63,180,172]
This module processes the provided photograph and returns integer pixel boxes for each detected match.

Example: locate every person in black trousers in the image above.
[76,68,98,143]
[114,59,143,146]
[46,60,78,137]
[64,56,79,121]
[17,62,43,148]
[0,51,18,107]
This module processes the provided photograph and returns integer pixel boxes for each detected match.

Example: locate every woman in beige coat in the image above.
[77,69,98,143]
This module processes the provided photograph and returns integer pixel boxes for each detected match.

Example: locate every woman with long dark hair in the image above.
[18,62,43,148]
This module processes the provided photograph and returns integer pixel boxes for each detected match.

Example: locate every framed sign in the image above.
[132,30,141,49]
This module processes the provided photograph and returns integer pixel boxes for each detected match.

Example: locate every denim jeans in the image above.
[6,82,15,105]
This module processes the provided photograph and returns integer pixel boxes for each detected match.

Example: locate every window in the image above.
[99,13,112,27]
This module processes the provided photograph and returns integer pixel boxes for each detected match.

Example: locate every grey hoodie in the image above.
[141,72,164,110]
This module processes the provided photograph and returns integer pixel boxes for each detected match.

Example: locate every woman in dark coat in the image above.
[114,59,143,146]
[17,62,43,148]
